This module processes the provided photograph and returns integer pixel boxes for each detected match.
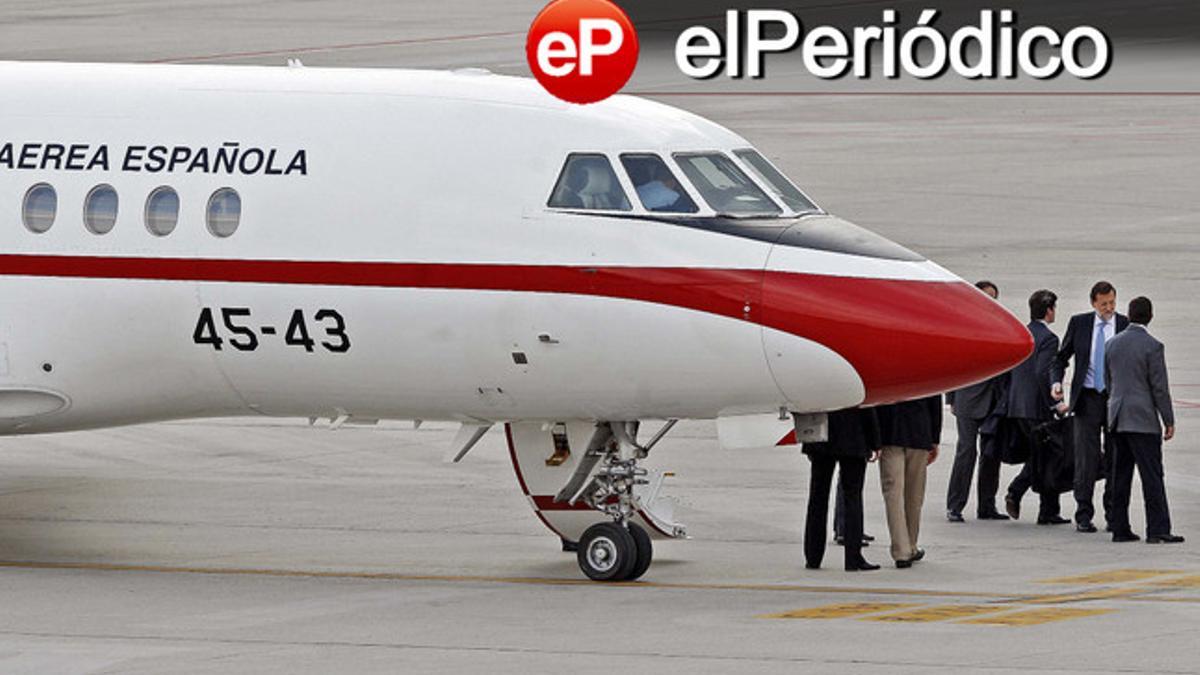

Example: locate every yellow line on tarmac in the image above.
[861,604,1014,622]
[1037,569,1183,585]
[1014,586,1149,604]
[762,602,919,619]
[0,560,1008,599]
[961,607,1114,626]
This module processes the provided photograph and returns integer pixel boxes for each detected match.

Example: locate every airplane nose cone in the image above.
[762,274,1033,405]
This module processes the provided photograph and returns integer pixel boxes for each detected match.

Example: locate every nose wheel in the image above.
[577,521,653,582]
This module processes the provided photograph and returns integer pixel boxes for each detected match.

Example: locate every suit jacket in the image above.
[876,395,942,450]
[946,374,1002,421]
[1104,324,1174,434]
[1051,311,1129,408]
[1007,320,1059,420]
[802,408,881,459]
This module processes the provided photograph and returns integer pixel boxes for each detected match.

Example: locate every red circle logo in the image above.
[526,0,639,105]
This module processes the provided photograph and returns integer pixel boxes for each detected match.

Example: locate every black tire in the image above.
[624,522,653,582]
[577,522,637,581]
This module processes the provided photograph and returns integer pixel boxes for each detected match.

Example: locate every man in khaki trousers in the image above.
[876,395,942,568]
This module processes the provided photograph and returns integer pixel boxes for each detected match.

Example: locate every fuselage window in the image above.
[22,183,57,233]
[673,153,782,217]
[83,184,119,235]
[547,154,631,211]
[206,187,241,237]
[619,154,699,214]
[733,149,818,214]
[145,186,180,236]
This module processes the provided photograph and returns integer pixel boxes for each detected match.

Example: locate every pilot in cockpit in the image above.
[622,156,697,214]
[632,169,683,212]
[558,157,626,210]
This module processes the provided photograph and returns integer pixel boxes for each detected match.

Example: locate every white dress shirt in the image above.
[1083,312,1116,390]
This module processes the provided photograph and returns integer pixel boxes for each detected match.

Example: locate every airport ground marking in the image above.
[1149,574,1200,589]
[1016,586,1154,605]
[1037,569,1183,585]
[761,602,918,619]
[860,604,1014,623]
[960,607,1115,626]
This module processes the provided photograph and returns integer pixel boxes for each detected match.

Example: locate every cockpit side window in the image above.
[733,149,818,214]
[619,154,699,214]
[673,153,782,217]
[547,154,631,211]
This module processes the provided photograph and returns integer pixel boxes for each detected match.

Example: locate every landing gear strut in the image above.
[558,420,675,582]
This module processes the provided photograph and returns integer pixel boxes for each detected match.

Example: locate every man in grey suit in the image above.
[1005,290,1070,524]
[945,281,1009,522]
[1104,296,1182,544]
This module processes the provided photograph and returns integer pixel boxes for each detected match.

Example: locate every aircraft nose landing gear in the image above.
[503,420,685,582]
[566,423,667,582]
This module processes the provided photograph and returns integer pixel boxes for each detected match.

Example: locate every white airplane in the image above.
[0,61,1031,581]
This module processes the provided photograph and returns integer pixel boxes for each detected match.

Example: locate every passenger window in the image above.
[206,188,241,237]
[674,153,782,216]
[733,149,818,213]
[619,154,698,214]
[145,186,180,236]
[548,154,631,211]
[83,184,119,235]
[22,183,57,233]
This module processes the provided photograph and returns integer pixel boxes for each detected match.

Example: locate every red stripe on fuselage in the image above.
[0,252,759,321]
[0,254,1029,404]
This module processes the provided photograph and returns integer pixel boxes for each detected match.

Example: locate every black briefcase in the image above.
[1031,415,1074,494]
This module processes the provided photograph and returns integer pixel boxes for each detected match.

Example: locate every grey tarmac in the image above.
[0,1,1197,673]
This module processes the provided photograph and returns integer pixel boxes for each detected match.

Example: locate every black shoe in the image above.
[1105,523,1113,533]
[834,536,844,546]
[1038,516,1070,525]
[895,559,913,569]
[978,511,1010,521]
[846,559,881,571]
[1112,531,1141,543]
[863,533,876,542]
[1076,522,1098,533]
[911,548,925,562]
[1005,495,1020,520]
[1147,534,1185,544]
[947,511,964,523]
[805,561,821,569]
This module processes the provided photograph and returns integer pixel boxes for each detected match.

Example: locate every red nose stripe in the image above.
[762,273,1033,405]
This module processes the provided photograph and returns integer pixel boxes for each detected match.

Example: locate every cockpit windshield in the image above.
[733,149,819,214]
[673,153,782,217]
[620,154,699,214]
[547,154,632,211]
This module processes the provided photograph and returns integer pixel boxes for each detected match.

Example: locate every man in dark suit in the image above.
[945,280,1008,522]
[1005,290,1070,524]
[876,395,941,568]
[802,408,882,571]
[1105,297,1182,544]
[1051,280,1128,533]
